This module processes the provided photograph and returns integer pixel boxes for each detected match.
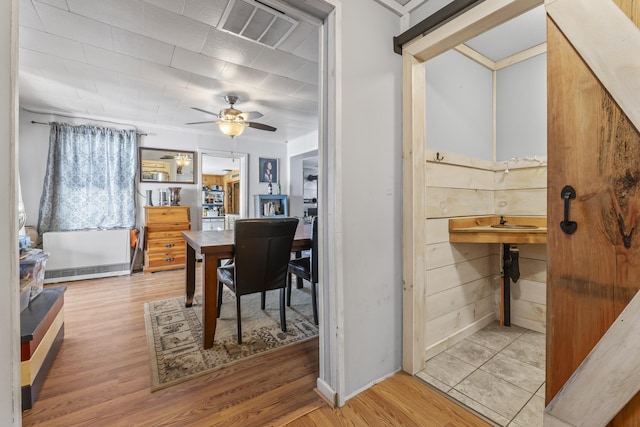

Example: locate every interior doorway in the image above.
[199,151,248,231]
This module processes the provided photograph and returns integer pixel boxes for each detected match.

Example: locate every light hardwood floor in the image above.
[22,267,491,426]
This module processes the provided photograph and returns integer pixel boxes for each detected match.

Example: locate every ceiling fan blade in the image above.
[246,122,277,132]
[185,121,213,125]
[239,111,263,120]
[191,107,219,117]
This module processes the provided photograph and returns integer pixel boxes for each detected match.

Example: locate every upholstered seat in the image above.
[217,217,299,344]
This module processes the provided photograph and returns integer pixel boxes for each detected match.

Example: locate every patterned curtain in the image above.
[37,123,138,233]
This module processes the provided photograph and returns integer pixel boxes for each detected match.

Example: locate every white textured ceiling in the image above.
[18,0,324,143]
[18,0,544,143]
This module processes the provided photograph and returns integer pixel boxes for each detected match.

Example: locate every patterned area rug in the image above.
[144,285,318,391]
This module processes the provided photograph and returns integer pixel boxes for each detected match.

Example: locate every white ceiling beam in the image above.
[495,42,546,70]
[404,0,542,62]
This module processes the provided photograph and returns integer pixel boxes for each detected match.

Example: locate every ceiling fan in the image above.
[186,95,277,138]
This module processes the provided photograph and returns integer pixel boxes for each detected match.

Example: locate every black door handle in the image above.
[560,185,577,234]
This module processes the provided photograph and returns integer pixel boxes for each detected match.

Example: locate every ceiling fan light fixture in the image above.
[218,120,246,138]
[175,153,191,167]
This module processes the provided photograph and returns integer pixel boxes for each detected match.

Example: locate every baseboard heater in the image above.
[43,229,131,283]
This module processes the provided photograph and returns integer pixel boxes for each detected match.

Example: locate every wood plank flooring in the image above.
[22,267,491,426]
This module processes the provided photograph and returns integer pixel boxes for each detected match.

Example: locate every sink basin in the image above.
[491,224,539,229]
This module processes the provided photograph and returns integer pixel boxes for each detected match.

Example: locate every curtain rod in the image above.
[29,120,148,137]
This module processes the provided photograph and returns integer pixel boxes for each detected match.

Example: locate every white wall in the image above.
[496,54,547,161]
[18,109,289,232]
[340,0,403,399]
[1,0,21,424]
[425,50,494,161]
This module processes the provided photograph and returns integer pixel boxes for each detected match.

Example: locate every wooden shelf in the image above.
[448,216,547,244]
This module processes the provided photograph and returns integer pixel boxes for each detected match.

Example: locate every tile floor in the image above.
[416,321,545,426]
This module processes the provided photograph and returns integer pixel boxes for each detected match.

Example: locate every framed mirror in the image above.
[139,147,196,184]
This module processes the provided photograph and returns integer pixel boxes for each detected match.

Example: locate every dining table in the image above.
[182,222,312,349]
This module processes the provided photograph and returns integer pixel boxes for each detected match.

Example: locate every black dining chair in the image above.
[217,217,299,344]
[287,216,318,325]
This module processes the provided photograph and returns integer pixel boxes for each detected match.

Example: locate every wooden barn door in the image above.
[547,0,640,423]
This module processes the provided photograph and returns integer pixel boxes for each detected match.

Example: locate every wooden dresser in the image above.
[144,206,191,273]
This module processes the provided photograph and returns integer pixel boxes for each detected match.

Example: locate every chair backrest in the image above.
[233,217,299,296]
[310,216,319,284]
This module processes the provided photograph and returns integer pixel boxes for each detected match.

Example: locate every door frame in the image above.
[198,150,248,225]
[400,0,542,374]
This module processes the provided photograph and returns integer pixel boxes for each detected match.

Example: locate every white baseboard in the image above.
[316,377,338,407]
[424,313,496,361]
[342,367,402,404]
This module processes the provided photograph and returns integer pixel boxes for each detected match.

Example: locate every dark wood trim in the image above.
[393,0,484,55]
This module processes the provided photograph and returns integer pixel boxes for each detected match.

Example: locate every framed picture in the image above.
[259,157,278,183]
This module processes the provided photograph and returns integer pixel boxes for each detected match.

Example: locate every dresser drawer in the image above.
[147,238,186,254]
[145,252,186,269]
[144,206,190,224]
[146,230,185,241]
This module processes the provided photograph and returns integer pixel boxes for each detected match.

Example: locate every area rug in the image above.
[144,285,318,391]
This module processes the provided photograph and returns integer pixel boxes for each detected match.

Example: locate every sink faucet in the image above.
[500,216,507,225]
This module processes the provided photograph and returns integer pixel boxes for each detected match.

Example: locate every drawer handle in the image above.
[165,257,174,262]
[165,243,174,248]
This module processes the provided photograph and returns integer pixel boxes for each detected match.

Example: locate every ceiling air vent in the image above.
[218,0,299,49]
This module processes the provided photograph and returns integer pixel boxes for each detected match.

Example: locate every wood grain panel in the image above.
[425,295,496,358]
[426,162,494,190]
[425,277,495,321]
[494,188,547,216]
[546,4,640,423]
[494,166,547,190]
[426,256,498,296]
[426,187,494,218]
[426,241,495,270]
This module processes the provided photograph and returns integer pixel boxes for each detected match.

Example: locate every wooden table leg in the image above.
[202,254,219,349]
[185,244,196,307]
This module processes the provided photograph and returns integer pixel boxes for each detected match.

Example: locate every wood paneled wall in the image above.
[423,150,547,360]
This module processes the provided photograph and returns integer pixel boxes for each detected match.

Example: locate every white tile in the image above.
[21,73,80,98]
[292,84,319,102]
[112,28,174,65]
[448,389,511,426]
[19,27,86,62]
[142,2,210,52]
[415,371,452,393]
[511,395,544,427]
[67,0,145,34]
[141,62,191,88]
[119,75,165,96]
[37,0,69,10]
[292,30,319,63]
[201,28,264,68]
[277,21,316,54]
[183,0,226,27]
[141,0,185,15]
[251,48,306,77]
[82,45,143,77]
[289,61,319,86]
[171,47,225,80]
[19,0,45,31]
[502,338,545,370]
[445,339,497,368]
[19,48,68,75]
[290,98,317,114]
[259,74,305,96]
[423,352,476,387]
[35,2,114,50]
[217,63,268,88]
[63,62,119,86]
[480,352,545,393]
[454,369,532,420]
